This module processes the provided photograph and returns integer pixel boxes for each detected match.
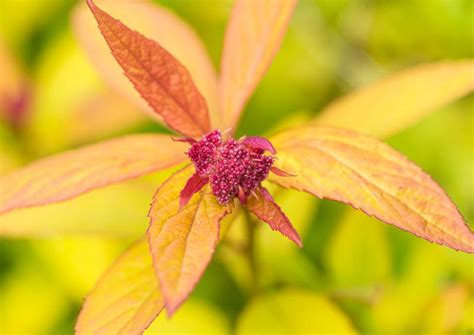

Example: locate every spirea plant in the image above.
[0,0,473,333]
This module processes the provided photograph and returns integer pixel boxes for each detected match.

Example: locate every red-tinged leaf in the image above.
[271,166,295,177]
[241,136,277,154]
[86,0,211,137]
[219,0,297,130]
[0,135,187,215]
[73,0,220,128]
[179,173,209,209]
[315,61,474,139]
[147,166,231,314]
[246,187,302,247]
[76,238,163,335]
[269,126,474,253]
[0,37,29,129]
[172,136,197,145]
[238,185,247,204]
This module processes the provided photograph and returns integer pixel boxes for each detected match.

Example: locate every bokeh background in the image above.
[0,0,473,334]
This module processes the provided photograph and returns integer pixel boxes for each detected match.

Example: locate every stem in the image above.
[244,209,258,294]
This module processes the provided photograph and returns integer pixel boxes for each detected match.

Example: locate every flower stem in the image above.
[244,209,258,294]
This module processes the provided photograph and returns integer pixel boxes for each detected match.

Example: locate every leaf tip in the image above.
[271,166,296,177]
[164,300,181,317]
[294,235,303,248]
[85,0,96,11]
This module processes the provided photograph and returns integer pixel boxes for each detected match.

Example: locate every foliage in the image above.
[0,0,472,334]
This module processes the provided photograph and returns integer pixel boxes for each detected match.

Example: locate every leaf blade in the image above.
[0,135,186,214]
[86,0,211,137]
[219,0,297,130]
[73,0,220,128]
[246,187,302,247]
[315,61,474,138]
[75,238,163,335]
[269,126,474,252]
[236,289,356,334]
[147,166,230,314]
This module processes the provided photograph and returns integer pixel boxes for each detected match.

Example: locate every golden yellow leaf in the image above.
[269,126,473,252]
[0,135,186,214]
[76,239,163,335]
[315,61,474,138]
[219,0,297,130]
[147,166,231,314]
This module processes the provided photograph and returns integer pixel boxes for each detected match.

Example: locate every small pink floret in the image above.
[184,130,276,204]
[187,130,222,176]
[241,136,276,154]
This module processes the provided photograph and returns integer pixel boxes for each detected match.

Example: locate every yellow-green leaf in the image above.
[145,299,230,334]
[0,265,69,334]
[421,283,469,334]
[28,31,146,155]
[219,0,297,130]
[256,185,319,288]
[269,126,474,252]
[369,244,449,333]
[236,289,356,334]
[147,166,230,314]
[325,208,391,287]
[76,239,163,335]
[0,135,186,215]
[315,60,474,138]
[32,237,120,301]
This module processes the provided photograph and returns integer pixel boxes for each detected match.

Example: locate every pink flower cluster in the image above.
[187,130,275,204]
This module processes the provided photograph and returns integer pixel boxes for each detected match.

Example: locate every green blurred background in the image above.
[0,0,473,334]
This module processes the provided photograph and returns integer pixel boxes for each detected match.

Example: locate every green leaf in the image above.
[325,208,391,287]
[369,244,448,333]
[144,299,230,334]
[236,289,356,334]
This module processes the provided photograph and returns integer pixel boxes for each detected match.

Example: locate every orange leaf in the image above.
[0,135,187,214]
[219,0,297,130]
[315,61,474,138]
[73,0,220,128]
[147,166,230,314]
[86,0,211,137]
[269,126,474,253]
[246,187,302,247]
[76,238,163,335]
